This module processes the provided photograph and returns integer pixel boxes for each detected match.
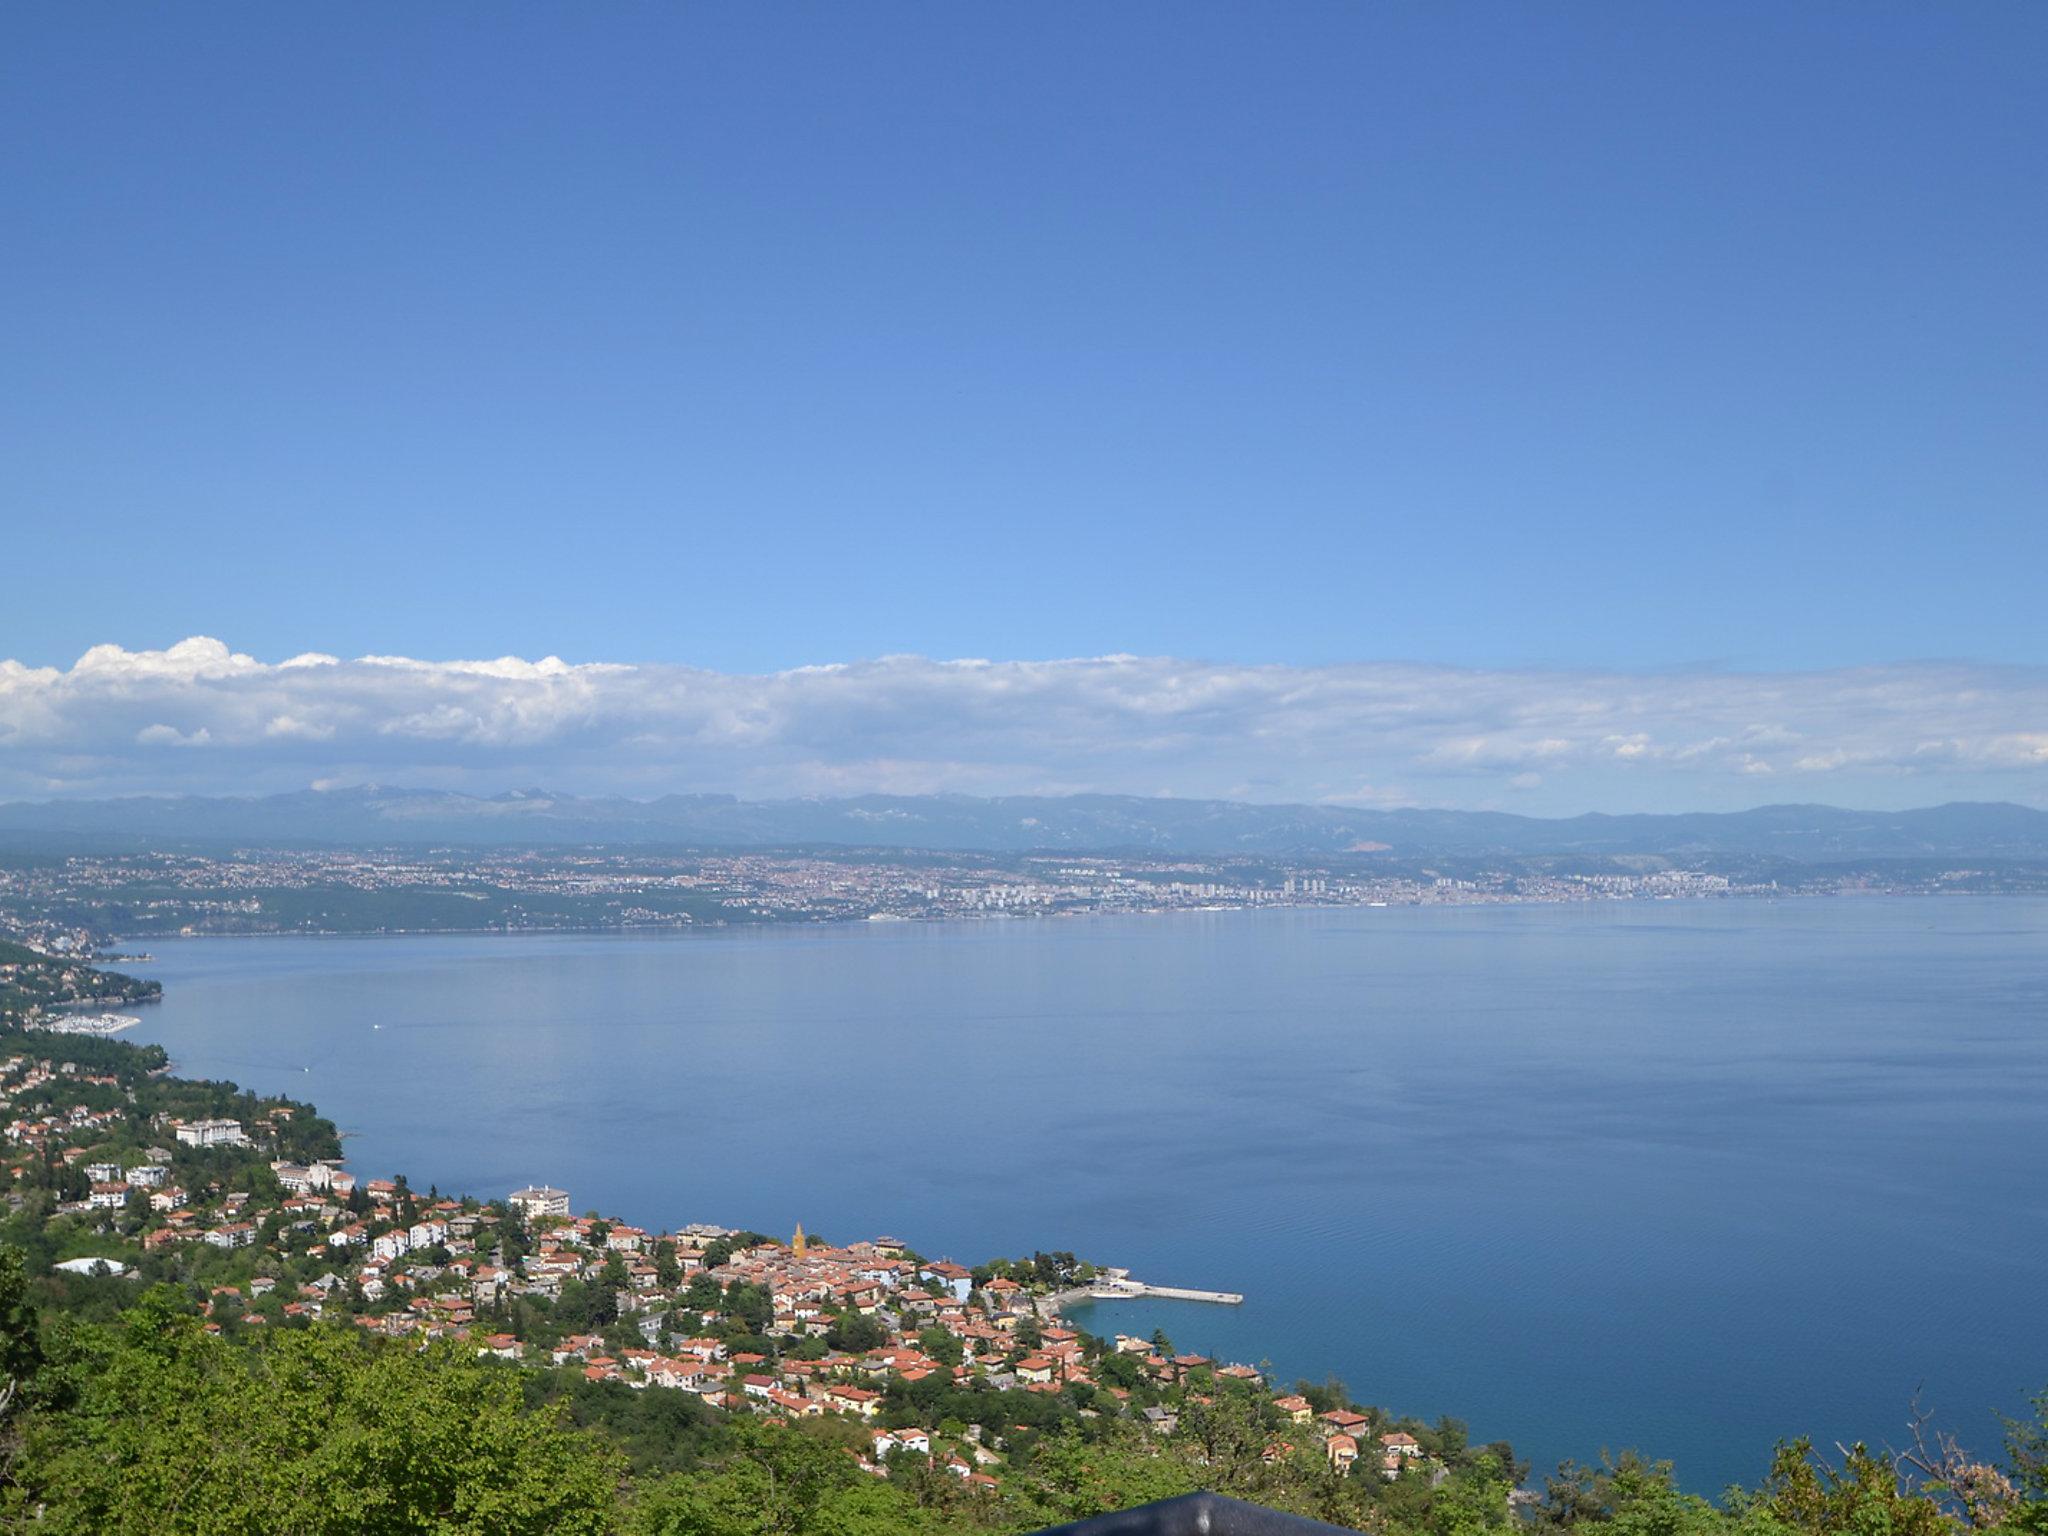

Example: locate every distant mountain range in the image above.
[2,786,2046,861]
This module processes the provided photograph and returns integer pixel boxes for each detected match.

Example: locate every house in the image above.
[1320,1409,1370,1439]
[650,1359,712,1391]
[873,1427,931,1460]
[1015,1355,1057,1385]
[1327,1434,1359,1474]
[843,1282,883,1313]
[1380,1431,1422,1477]
[827,1385,882,1419]
[1273,1394,1314,1424]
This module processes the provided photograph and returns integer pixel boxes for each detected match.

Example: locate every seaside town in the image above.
[0,842,1847,950]
[0,1016,1486,1508]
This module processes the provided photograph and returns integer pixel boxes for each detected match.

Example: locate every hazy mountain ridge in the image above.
[2,787,2046,860]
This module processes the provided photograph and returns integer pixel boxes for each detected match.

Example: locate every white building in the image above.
[508,1185,570,1220]
[175,1118,247,1148]
[54,1257,130,1277]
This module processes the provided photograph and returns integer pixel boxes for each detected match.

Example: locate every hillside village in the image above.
[0,1024,1485,1503]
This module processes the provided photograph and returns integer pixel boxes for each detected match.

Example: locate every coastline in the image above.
[89,895,2048,1496]
[83,880,1997,949]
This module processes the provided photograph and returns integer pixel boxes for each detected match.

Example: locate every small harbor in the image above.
[30,1011,141,1036]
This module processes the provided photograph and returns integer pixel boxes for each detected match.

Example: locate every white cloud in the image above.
[134,723,213,748]
[0,638,2044,812]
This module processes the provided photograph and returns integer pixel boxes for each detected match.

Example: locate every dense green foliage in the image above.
[0,1258,2041,1536]
[4,1271,617,1533]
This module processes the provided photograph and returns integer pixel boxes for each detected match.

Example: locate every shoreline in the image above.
[89,882,2026,950]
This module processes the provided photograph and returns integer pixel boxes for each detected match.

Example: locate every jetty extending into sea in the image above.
[1088,1269,1243,1304]
[1098,1280,1245,1304]
[1039,1267,1243,1316]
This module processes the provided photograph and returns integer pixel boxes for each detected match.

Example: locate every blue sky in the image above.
[3,6,2044,809]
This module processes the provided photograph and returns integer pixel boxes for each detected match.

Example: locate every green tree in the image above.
[12,1294,619,1534]
[1758,1438,1950,1536]
[916,1325,963,1367]
[825,1311,885,1354]
[627,1419,936,1535]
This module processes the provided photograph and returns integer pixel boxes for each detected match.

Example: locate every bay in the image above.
[121,897,2048,1494]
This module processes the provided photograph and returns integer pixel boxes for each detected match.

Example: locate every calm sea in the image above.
[120,898,2047,1493]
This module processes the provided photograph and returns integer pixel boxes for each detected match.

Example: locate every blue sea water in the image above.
[119,898,2048,1494]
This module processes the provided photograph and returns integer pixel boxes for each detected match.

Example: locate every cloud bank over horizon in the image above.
[2,637,2045,814]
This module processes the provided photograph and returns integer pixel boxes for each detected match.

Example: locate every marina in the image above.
[30,1011,140,1036]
